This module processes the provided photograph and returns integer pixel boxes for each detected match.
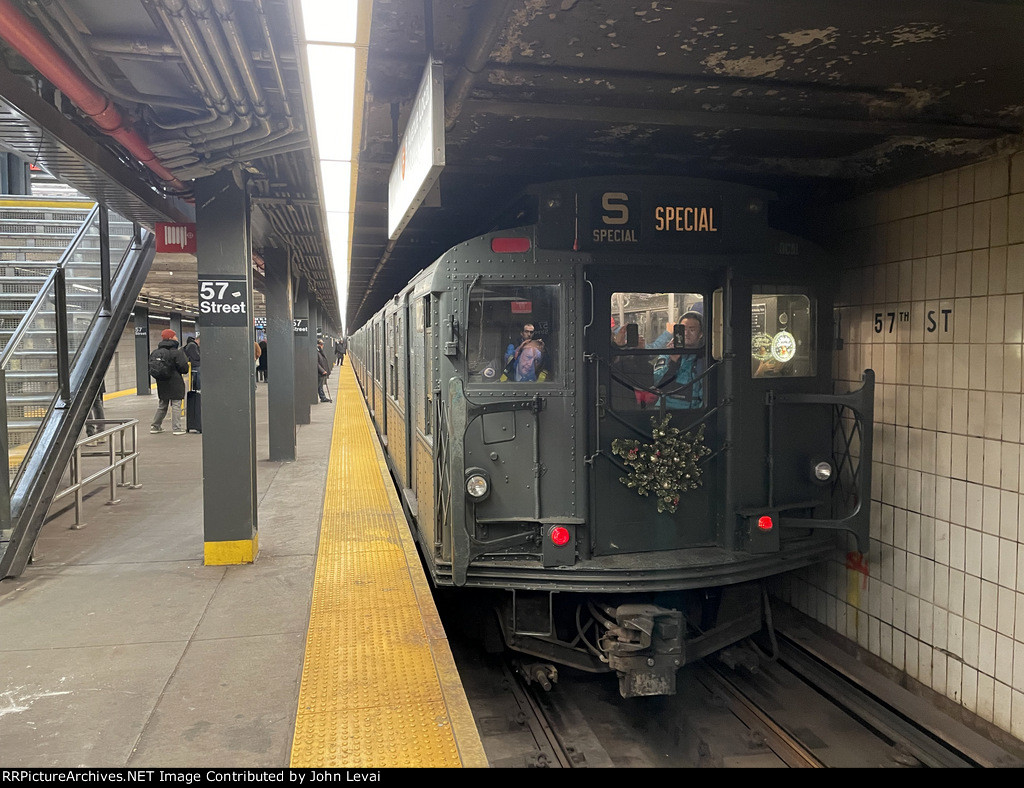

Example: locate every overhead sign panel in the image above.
[388,58,445,240]
[156,222,196,253]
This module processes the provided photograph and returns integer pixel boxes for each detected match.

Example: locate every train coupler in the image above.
[600,603,685,698]
[518,661,558,691]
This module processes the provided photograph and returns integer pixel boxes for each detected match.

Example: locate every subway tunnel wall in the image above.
[774,148,1024,744]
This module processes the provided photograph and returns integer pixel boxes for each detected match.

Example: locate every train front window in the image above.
[610,291,705,411]
[751,291,816,378]
[467,283,559,384]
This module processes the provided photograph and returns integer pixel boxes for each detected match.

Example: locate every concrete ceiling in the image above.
[350,0,1024,327]
[0,0,332,323]
[2,1,1023,330]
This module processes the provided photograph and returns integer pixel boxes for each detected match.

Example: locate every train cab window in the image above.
[751,290,816,378]
[610,291,705,411]
[467,283,559,384]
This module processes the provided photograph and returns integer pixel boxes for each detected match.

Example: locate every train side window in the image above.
[387,313,397,398]
[423,296,433,436]
[751,291,816,378]
[467,283,560,384]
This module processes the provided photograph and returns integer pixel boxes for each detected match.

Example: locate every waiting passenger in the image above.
[648,310,705,409]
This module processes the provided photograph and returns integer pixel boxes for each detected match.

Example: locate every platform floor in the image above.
[0,364,486,768]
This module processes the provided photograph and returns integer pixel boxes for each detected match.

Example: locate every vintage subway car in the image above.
[350,176,874,697]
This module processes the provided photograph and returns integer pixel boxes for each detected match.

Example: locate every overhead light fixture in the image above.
[300,0,358,44]
[319,160,351,214]
[296,0,368,335]
[306,45,355,161]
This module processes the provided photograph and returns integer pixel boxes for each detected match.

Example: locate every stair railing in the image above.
[0,203,140,542]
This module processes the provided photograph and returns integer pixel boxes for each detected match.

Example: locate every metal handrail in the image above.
[51,419,141,529]
[0,203,99,370]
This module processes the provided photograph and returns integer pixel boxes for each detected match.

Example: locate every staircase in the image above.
[0,195,155,577]
[0,199,136,481]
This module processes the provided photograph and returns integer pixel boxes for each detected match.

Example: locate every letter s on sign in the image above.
[601,192,629,225]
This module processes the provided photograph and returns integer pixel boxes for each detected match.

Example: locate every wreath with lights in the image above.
[610,415,711,514]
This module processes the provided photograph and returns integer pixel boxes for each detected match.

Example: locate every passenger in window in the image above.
[502,323,536,381]
[516,337,545,382]
[754,358,783,377]
[612,323,657,408]
[648,310,705,409]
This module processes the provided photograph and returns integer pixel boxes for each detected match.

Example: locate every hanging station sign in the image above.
[387,57,445,240]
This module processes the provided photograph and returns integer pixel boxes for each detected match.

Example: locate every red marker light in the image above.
[550,526,571,546]
[757,515,774,531]
[491,236,531,253]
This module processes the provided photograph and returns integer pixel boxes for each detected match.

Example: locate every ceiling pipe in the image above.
[443,0,518,131]
[30,0,207,115]
[0,0,187,192]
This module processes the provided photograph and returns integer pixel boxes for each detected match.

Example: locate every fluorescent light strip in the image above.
[300,0,358,45]
[319,160,351,214]
[325,211,351,287]
[299,0,368,332]
[306,44,355,162]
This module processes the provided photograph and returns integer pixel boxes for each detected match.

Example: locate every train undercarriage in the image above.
[493,581,769,698]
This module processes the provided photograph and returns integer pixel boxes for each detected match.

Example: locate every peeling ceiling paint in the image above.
[348,0,1024,326]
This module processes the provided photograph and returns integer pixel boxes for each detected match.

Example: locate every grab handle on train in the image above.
[444,313,458,357]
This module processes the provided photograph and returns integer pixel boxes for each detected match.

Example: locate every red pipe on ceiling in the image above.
[0,0,188,192]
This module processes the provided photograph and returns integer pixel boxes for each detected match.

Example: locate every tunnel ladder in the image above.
[0,197,155,578]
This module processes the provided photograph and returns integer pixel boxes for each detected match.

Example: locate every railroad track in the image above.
[452,619,1024,767]
[439,588,1024,768]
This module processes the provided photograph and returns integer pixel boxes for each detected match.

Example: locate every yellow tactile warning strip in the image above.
[0,198,95,208]
[290,363,488,768]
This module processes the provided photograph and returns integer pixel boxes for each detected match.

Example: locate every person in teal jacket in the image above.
[648,311,705,409]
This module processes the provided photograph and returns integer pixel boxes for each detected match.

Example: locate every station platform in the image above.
[0,363,488,768]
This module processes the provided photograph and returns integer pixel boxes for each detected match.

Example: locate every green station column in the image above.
[194,168,258,565]
[265,247,295,461]
[293,278,311,425]
[133,306,150,395]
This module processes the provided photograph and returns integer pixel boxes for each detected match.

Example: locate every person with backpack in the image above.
[149,328,191,435]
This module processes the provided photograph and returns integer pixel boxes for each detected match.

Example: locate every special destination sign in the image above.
[583,190,723,251]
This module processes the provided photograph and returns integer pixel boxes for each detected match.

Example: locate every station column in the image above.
[293,278,311,425]
[306,287,318,406]
[133,306,150,395]
[194,168,258,565]
[265,247,295,460]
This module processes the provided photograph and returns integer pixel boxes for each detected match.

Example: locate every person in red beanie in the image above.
[148,328,190,434]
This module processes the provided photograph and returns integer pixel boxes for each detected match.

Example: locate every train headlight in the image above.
[812,460,834,484]
[465,471,490,501]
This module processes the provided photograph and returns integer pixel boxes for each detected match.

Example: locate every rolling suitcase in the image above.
[186,390,201,433]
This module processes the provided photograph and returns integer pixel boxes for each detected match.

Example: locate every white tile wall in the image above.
[777,151,1024,744]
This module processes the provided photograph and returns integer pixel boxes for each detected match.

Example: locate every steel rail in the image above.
[693,663,824,768]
